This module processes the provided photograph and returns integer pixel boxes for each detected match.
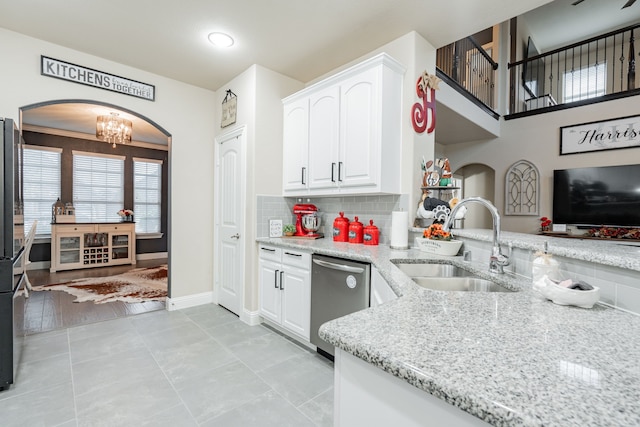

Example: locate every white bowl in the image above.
[415,237,462,256]
[533,275,600,309]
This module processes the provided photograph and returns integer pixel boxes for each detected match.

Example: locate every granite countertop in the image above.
[443,228,640,272]
[256,235,640,427]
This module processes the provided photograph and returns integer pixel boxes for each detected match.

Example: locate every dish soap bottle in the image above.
[532,241,559,283]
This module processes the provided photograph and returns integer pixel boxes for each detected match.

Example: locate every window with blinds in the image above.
[563,63,607,103]
[72,151,125,223]
[133,158,162,234]
[23,145,62,235]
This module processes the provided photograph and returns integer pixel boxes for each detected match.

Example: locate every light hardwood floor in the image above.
[17,258,167,335]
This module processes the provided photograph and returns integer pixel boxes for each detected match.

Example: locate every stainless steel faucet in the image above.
[443,197,510,274]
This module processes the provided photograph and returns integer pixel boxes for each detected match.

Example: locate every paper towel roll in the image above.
[390,211,409,249]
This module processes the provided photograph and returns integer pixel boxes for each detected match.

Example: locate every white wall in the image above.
[213,64,303,314]
[0,28,217,299]
[310,31,438,214]
[443,96,640,233]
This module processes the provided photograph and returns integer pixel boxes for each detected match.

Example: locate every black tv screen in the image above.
[553,164,640,228]
[523,36,544,98]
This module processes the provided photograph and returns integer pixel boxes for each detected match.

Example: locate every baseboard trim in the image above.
[28,261,50,271]
[241,309,261,326]
[261,319,316,351]
[166,292,213,311]
[136,252,168,261]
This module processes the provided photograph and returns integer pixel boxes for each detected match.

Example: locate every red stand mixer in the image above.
[293,203,322,238]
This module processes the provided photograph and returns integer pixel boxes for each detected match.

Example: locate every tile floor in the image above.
[0,304,334,426]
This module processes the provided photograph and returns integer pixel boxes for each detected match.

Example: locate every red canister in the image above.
[363,220,379,246]
[333,212,350,242]
[348,216,364,244]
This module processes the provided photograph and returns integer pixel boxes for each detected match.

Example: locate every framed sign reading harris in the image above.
[560,114,640,155]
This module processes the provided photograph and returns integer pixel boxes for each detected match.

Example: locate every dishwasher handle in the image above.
[312,258,365,274]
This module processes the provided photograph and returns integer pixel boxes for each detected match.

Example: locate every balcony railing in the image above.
[508,23,640,117]
[436,36,499,114]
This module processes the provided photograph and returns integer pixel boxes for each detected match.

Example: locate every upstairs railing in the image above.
[507,23,640,117]
[436,36,499,115]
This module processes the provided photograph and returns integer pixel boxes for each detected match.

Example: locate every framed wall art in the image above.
[560,114,640,155]
[221,89,237,128]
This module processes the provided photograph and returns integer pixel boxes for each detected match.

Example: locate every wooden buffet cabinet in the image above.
[50,223,136,272]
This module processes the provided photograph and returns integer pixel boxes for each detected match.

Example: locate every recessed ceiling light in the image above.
[208,32,234,48]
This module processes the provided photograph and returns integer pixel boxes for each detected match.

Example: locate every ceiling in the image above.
[2,0,637,145]
[522,0,640,52]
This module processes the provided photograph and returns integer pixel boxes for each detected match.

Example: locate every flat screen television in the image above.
[523,36,544,98]
[553,164,640,228]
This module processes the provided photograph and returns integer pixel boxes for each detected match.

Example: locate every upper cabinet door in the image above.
[282,98,309,194]
[281,53,405,197]
[339,68,379,190]
[308,86,340,192]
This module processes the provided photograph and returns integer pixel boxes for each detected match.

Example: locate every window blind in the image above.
[73,152,124,223]
[563,63,606,103]
[23,145,62,235]
[133,158,162,234]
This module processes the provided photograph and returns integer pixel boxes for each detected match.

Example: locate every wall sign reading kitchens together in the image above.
[41,56,155,101]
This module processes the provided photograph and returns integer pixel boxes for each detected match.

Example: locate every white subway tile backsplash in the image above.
[595,264,640,289]
[616,284,640,314]
[256,194,410,244]
[459,237,640,316]
[594,279,616,306]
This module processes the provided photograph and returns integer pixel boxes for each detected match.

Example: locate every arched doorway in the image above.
[454,163,495,229]
[19,99,171,333]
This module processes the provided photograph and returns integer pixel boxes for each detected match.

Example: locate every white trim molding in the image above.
[241,309,261,326]
[166,292,214,311]
[136,252,168,261]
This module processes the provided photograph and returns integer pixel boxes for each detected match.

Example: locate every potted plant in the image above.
[283,224,296,236]
[117,209,134,222]
[415,223,462,255]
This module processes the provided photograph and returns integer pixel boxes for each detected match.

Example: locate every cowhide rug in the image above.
[33,264,167,304]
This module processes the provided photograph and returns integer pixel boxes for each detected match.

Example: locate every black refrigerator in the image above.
[0,117,25,391]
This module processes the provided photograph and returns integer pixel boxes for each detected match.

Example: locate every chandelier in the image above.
[96,112,133,148]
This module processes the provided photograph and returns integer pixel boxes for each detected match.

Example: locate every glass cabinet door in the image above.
[111,234,130,260]
[59,236,80,264]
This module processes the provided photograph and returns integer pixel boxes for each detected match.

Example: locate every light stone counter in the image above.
[256,234,640,426]
[442,228,640,272]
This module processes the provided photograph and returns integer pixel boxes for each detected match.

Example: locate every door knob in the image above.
[231,233,240,239]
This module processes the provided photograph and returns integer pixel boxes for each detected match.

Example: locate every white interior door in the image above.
[215,126,245,316]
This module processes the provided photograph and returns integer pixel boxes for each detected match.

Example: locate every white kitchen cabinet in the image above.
[334,349,490,427]
[258,245,311,341]
[282,97,310,193]
[370,267,398,307]
[308,85,340,192]
[338,66,380,190]
[282,53,405,197]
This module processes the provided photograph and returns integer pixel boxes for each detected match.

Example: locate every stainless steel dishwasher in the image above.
[310,254,370,358]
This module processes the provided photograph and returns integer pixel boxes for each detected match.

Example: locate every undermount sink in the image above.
[394,262,475,278]
[411,277,514,292]
[392,261,515,292]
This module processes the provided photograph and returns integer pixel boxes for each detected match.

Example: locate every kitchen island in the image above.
[256,231,640,426]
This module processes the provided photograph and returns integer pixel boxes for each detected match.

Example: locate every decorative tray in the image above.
[281,234,324,240]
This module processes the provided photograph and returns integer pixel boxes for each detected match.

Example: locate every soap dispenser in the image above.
[532,241,560,283]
